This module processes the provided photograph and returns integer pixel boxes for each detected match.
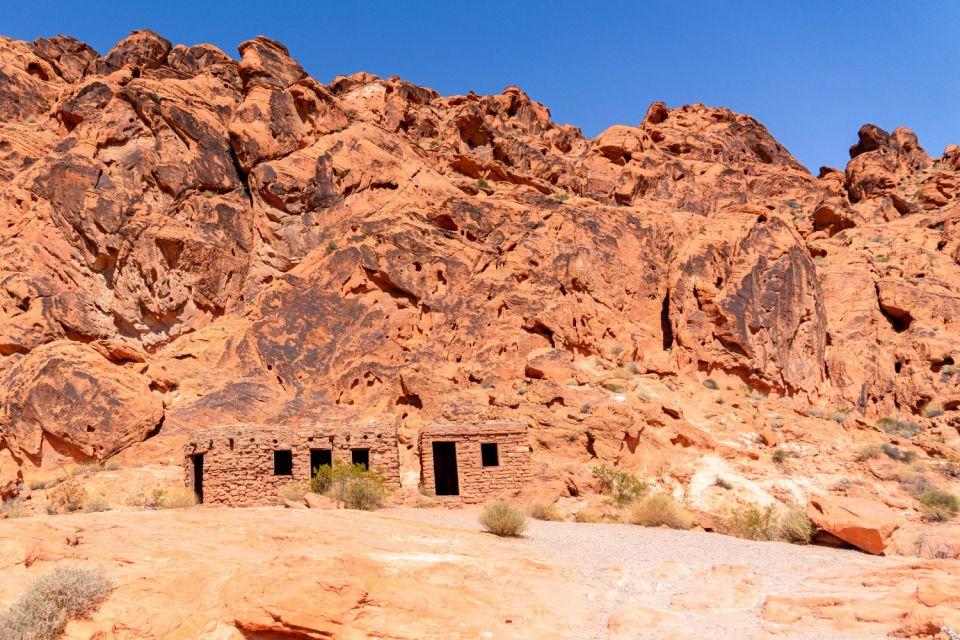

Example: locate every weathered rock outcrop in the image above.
[0,30,958,527]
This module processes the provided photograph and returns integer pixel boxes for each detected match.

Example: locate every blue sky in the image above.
[5,1,958,171]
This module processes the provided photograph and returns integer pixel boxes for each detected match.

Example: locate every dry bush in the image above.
[721,505,779,540]
[478,501,528,537]
[528,502,564,521]
[627,494,694,530]
[47,479,87,514]
[776,506,814,544]
[1,497,28,519]
[82,496,111,513]
[856,444,882,461]
[0,565,113,640]
[920,489,959,522]
[156,487,198,510]
[277,481,308,504]
[573,509,603,523]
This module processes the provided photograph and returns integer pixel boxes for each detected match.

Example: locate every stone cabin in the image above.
[183,422,400,506]
[184,420,530,506]
[419,421,529,504]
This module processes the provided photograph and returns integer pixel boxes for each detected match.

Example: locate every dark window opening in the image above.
[191,454,204,504]
[273,450,293,476]
[432,441,459,496]
[351,448,369,470]
[310,448,332,475]
[481,442,500,467]
[661,291,674,350]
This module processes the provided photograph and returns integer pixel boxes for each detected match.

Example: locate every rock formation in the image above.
[0,30,958,544]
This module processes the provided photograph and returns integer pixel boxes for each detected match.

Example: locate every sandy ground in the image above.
[0,505,956,639]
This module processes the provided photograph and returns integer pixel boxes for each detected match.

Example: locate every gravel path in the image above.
[384,507,898,640]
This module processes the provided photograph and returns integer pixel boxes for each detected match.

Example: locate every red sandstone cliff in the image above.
[0,31,958,531]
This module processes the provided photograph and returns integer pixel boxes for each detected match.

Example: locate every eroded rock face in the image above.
[0,30,958,523]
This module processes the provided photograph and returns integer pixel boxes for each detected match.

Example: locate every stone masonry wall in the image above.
[184,422,399,506]
[419,421,530,504]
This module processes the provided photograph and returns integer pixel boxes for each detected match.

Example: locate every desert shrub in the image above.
[69,464,104,478]
[626,362,640,374]
[82,496,111,513]
[876,418,922,438]
[580,402,592,414]
[627,493,694,530]
[919,489,959,522]
[1,497,27,519]
[573,509,603,523]
[882,443,916,463]
[156,487,198,509]
[552,193,569,202]
[604,383,626,393]
[528,502,564,521]
[830,408,850,423]
[277,481,308,503]
[325,241,338,254]
[104,461,120,471]
[27,478,62,491]
[312,462,386,510]
[722,505,778,541]
[923,404,945,419]
[47,479,87,514]
[592,465,648,505]
[772,448,791,464]
[776,507,814,544]
[0,565,113,640]
[856,444,882,461]
[476,178,490,189]
[478,501,528,537]
[702,378,719,390]
[610,368,631,380]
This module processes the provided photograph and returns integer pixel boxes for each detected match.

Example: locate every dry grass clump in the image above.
[775,507,815,544]
[0,565,113,640]
[47,478,87,514]
[627,493,694,530]
[478,501,528,537]
[82,496,111,513]
[1,497,28,519]
[573,509,603,523]
[528,502,564,521]
[919,489,959,522]
[156,487,198,509]
[277,481,308,503]
[721,504,815,543]
[856,443,882,461]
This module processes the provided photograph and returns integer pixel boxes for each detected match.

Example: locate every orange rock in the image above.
[806,496,904,555]
[303,493,337,509]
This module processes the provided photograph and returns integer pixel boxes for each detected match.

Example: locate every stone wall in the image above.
[419,421,530,504]
[183,422,399,506]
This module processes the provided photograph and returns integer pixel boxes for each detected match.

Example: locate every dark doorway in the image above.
[191,454,204,504]
[273,450,293,475]
[310,449,332,475]
[432,441,459,496]
[351,448,370,470]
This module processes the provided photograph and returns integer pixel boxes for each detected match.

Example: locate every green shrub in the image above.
[0,566,113,640]
[476,178,490,189]
[478,501,528,537]
[528,502,564,521]
[325,241,338,254]
[919,489,959,522]
[627,494,693,529]
[722,505,779,541]
[156,487,198,509]
[591,465,648,505]
[551,193,569,202]
[311,462,386,510]
[702,379,719,390]
[876,418,922,438]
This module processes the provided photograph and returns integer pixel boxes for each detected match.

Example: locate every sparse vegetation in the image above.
[856,443,882,461]
[721,504,779,540]
[574,509,603,523]
[776,507,815,544]
[702,378,719,390]
[876,417,922,438]
[919,489,959,522]
[82,496,111,513]
[156,487,199,510]
[922,403,945,419]
[428,140,440,149]
[580,402,592,414]
[603,383,626,393]
[325,241,338,254]
[277,481,309,503]
[592,465,648,505]
[1,497,27,519]
[478,501,528,537]
[552,193,569,202]
[201,189,216,198]
[47,478,87,514]
[830,408,850,423]
[0,565,113,640]
[772,448,790,464]
[882,443,916,463]
[310,462,386,510]
[476,178,491,189]
[27,478,62,491]
[528,502,564,521]
[627,493,694,530]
